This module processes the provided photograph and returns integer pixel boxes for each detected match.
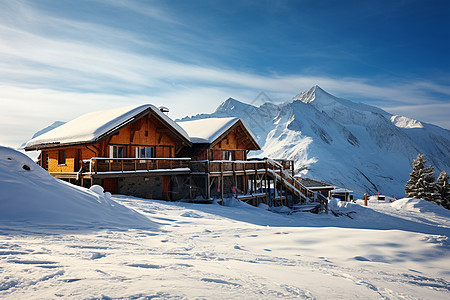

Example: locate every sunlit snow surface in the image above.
[1,147,449,299]
[0,146,155,229]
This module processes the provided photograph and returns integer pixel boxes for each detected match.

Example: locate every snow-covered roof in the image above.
[332,188,354,194]
[25,105,191,149]
[177,117,257,145]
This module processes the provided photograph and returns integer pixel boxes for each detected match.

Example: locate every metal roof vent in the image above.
[159,106,169,115]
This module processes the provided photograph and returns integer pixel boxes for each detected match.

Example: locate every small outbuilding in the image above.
[294,177,336,197]
[331,188,354,202]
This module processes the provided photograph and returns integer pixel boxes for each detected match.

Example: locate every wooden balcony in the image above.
[82,157,191,175]
[190,160,271,175]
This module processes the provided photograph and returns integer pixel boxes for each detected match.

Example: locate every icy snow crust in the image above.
[0,146,154,229]
[25,104,190,148]
[177,117,256,144]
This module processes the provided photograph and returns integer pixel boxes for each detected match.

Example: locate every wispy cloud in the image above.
[0,0,448,147]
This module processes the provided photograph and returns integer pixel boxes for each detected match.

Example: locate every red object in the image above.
[377,191,380,195]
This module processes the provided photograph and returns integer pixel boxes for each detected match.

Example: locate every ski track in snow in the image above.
[1,196,449,299]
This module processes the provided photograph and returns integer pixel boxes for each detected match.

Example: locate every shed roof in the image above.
[295,177,336,189]
[25,104,191,150]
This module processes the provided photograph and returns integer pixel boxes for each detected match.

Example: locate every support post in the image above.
[206,175,210,200]
[364,193,368,206]
[189,176,193,200]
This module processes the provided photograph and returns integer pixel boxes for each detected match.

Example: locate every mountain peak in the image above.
[292,85,336,106]
[215,97,254,113]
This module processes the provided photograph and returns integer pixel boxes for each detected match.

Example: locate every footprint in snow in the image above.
[201,278,241,287]
[127,263,165,269]
[90,252,106,260]
[8,259,58,265]
[354,256,371,262]
[180,211,203,218]
[61,278,82,283]
[0,250,30,255]
[234,245,247,251]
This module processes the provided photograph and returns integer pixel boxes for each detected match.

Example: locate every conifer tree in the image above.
[405,153,435,201]
[436,171,450,209]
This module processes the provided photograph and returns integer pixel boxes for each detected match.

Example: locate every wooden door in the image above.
[74,149,82,171]
[103,178,117,194]
[162,176,170,201]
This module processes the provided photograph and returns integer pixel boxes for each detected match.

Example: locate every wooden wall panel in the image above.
[47,148,76,173]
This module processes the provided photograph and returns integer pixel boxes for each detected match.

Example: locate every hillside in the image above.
[179,86,450,197]
[0,146,155,229]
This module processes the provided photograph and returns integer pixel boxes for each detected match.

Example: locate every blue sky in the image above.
[0,0,449,147]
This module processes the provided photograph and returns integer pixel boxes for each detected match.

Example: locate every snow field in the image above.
[1,197,449,299]
[1,146,449,299]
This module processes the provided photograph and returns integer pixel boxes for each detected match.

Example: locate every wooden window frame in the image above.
[135,146,155,159]
[109,145,125,158]
[222,151,233,161]
[58,150,66,165]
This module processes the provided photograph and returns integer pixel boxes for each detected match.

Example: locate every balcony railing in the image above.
[83,157,191,174]
[190,160,273,174]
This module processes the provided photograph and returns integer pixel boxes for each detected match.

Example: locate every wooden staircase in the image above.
[265,159,328,213]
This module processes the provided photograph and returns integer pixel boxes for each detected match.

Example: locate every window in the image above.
[136,147,154,159]
[43,153,49,170]
[222,151,233,161]
[109,146,125,158]
[145,131,149,137]
[58,150,66,165]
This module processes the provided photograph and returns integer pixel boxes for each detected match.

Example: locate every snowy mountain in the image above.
[179,86,450,197]
[19,121,65,148]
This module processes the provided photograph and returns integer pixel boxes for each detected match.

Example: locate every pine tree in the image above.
[436,171,450,209]
[405,153,435,201]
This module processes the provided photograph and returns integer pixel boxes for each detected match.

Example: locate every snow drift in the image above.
[0,146,155,229]
[392,198,450,216]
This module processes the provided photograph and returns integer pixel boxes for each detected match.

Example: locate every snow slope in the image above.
[0,146,154,229]
[179,86,450,197]
[0,194,449,299]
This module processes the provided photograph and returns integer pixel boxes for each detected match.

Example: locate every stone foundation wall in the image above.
[118,176,163,199]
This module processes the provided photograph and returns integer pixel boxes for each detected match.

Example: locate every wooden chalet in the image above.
[25,105,328,212]
[24,105,192,199]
